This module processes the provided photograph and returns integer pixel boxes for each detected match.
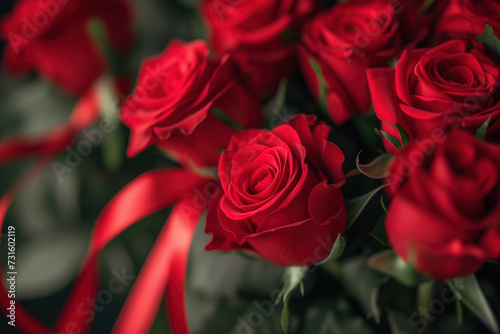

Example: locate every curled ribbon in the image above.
[0,88,100,334]
[1,82,205,333]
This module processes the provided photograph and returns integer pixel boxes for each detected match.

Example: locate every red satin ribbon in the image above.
[1,83,209,334]
[165,202,200,334]
[54,169,206,334]
[0,89,100,164]
[111,187,207,334]
[0,89,101,334]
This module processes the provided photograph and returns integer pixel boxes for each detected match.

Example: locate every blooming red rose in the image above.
[299,0,428,124]
[435,0,500,41]
[120,40,262,169]
[385,130,500,280]
[368,39,500,155]
[1,0,134,95]
[201,0,316,97]
[205,114,346,266]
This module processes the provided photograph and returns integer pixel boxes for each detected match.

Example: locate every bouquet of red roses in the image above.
[1,0,500,333]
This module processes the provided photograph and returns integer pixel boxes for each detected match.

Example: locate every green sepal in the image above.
[476,117,491,141]
[356,152,394,179]
[276,266,309,333]
[308,58,329,113]
[447,275,499,334]
[380,195,388,214]
[477,25,500,60]
[211,108,245,130]
[394,124,410,146]
[380,130,402,150]
[367,250,430,287]
[346,185,387,228]
[316,234,346,265]
[264,80,288,127]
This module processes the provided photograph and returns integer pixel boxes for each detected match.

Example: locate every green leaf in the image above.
[447,275,499,334]
[477,25,500,60]
[87,19,121,74]
[308,58,328,113]
[356,152,394,179]
[301,298,375,334]
[316,234,346,265]
[272,80,288,112]
[337,257,390,323]
[346,185,387,228]
[264,80,289,127]
[101,125,125,172]
[276,266,309,333]
[476,117,492,141]
[96,76,124,171]
[417,280,435,316]
[367,250,430,287]
[211,108,245,130]
[394,124,410,146]
[369,215,389,247]
[386,309,419,334]
[456,299,463,326]
[380,130,402,150]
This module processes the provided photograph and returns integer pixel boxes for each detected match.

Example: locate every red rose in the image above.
[436,0,500,40]
[368,39,500,155]
[299,0,425,124]
[385,130,500,280]
[120,40,262,169]
[205,114,346,266]
[1,0,134,95]
[201,0,316,97]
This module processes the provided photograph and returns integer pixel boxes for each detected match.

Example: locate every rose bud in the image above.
[368,39,500,155]
[120,40,262,169]
[201,0,317,97]
[205,114,347,266]
[385,130,500,280]
[1,0,134,95]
